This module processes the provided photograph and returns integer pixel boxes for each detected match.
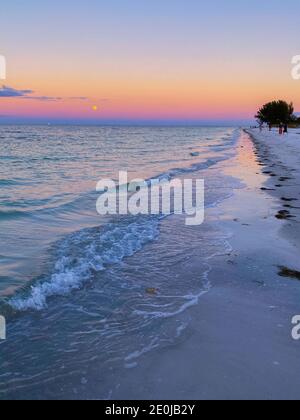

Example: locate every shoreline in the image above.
[107,129,300,400]
[1,128,300,400]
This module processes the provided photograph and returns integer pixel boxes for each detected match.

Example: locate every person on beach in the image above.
[283,123,288,134]
[268,123,272,131]
[279,123,283,135]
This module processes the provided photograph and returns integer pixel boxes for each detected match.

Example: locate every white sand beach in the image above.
[246,128,300,249]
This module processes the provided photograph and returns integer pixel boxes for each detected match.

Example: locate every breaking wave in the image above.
[10,217,160,311]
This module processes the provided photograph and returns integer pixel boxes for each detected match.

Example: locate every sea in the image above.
[0,125,242,399]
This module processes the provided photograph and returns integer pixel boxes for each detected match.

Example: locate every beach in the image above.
[103,129,300,400]
[1,0,300,402]
[0,127,300,400]
[246,128,300,249]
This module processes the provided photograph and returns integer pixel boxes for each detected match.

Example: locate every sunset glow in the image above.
[1,0,299,123]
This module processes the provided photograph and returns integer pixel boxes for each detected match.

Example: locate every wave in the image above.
[9,216,160,311]
[0,129,240,223]
[8,128,240,312]
[0,210,30,221]
[0,179,22,186]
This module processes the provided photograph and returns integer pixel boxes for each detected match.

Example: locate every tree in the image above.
[255,100,296,124]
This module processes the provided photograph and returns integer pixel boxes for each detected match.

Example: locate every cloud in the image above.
[68,96,89,101]
[0,86,89,102]
[0,85,33,98]
[25,95,63,102]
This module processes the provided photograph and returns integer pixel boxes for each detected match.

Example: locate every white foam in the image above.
[10,218,160,311]
[9,129,240,313]
[133,288,210,320]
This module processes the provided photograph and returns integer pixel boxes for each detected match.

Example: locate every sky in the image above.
[0,0,300,124]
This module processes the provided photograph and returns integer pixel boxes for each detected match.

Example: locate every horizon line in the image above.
[0,118,255,127]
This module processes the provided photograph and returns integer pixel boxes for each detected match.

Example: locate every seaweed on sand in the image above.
[278,266,300,281]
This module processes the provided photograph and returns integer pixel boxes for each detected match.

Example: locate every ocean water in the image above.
[0,125,241,399]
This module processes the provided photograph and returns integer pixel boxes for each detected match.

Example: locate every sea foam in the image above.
[10,217,160,311]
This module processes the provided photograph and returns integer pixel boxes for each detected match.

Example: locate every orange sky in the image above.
[1,1,300,123]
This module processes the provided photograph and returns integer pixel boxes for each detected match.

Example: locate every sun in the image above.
[92,105,98,111]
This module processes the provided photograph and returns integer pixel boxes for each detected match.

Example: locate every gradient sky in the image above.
[1,0,300,123]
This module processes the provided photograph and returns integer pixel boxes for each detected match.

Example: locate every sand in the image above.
[246,128,300,250]
[105,129,300,400]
